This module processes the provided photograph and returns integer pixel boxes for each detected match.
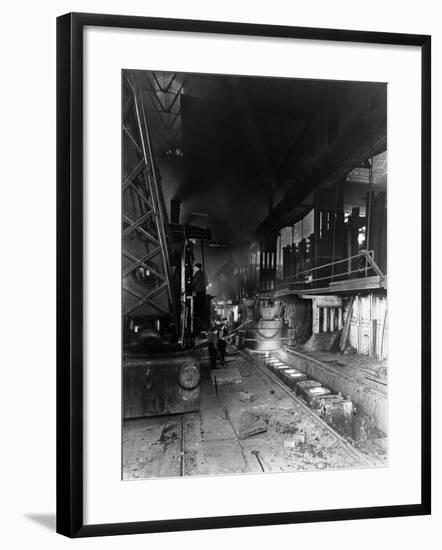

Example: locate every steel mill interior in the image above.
[122,69,388,479]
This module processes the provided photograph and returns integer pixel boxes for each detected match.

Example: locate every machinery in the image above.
[123,352,201,418]
[122,71,211,417]
[245,296,288,352]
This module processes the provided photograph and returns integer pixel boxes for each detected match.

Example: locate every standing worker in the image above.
[208,318,221,369]
[217,317,228,363]
[208,317,228,368]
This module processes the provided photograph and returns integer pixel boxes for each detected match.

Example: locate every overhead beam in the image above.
[254,86,387,239]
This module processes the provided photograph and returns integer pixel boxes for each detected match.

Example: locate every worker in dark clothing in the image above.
[208,317,228,369]
[253,294,261,322]
[191,262,207,292]
[208,318,221,369]
[218,318,228,363]
[191,262,208,320]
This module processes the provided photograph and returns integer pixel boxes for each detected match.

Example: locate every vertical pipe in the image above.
[276,234,281,281]
[371,319,378,358]
[178,238,187,345]
[366,157,373,249]
[357,296,362,353]
[366,157,374,277]
[314,195,320,269]
[190,296,194,335]
[322,307,328,333]
[331,182,339,277]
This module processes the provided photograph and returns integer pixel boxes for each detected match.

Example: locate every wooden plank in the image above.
[299,276,384,297]
[380,308,388,360]
[339,296,354,352]
[329,275,380,290]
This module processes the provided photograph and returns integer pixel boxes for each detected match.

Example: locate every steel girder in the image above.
[122,72,175,320]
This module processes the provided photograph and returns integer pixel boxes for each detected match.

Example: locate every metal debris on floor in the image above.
[123,348,382,480]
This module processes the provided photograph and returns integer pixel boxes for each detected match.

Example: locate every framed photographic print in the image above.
[56,12,431,537]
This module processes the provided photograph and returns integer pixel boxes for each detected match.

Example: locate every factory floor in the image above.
[122,347,378,480]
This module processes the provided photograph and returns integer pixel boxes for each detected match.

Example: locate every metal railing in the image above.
[276,250,385,291]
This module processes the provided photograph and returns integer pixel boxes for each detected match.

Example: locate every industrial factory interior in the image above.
[122,69,388,479]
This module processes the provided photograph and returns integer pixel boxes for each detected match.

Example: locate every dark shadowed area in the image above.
[138,72,386,284]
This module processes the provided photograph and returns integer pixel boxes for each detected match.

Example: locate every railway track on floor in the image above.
[241,349,375,468]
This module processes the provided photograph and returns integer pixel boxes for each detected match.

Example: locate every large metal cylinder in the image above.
[245,318,287,352]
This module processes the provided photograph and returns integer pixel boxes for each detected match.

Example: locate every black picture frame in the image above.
[56,12,431,538]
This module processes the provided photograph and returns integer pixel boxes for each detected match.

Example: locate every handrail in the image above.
[277,250,385,290]
[361,250,385,282]
[283,250,374,281]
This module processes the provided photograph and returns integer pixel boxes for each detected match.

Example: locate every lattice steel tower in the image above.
[122,71,176,330]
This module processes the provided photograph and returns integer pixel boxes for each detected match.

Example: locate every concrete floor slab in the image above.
[122,348,380,480]
[199,383,219,411]
[200,407,237,441]
[184,439,249,476]
[122,417,181,479]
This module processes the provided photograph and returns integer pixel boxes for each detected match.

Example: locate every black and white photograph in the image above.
[122,69,388,480]
[0,0,436,545]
